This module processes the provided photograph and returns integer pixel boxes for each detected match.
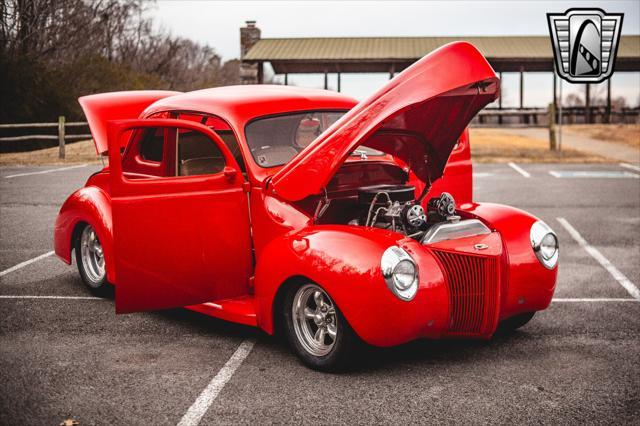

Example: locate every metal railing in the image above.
[475,108,548,127]
[473,106,640,127]
[0,116,91,159]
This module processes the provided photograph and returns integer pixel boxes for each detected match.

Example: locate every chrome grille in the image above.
[432,250,500,336]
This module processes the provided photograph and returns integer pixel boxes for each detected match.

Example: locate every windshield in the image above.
[245,111,383,168]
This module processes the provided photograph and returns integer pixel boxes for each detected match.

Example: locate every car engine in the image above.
[311,164,492,244]
[346,184,461,241]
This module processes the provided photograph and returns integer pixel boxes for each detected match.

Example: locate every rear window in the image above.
[176,112,246,173]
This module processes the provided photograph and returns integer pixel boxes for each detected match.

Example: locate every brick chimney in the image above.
[240,20,261,84]
[240,20,261,59]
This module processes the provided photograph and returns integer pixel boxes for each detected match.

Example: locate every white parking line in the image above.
[620,162,640,172]
[4,164,87,179]
[552,298,639,302]
[0,295,102,300]
[473,172,494,178]
[507,162,530,178]
[557,217,640,300]
[549,170,639,179]
[177,340,255,426]
[0,251,54,277]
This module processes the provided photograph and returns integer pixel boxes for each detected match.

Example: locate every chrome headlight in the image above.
[381,246,419,301]
[530,221,559,269]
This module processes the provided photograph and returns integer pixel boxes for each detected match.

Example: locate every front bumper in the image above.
[353,230,556,347]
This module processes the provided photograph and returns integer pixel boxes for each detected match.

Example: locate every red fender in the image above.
[459,202,558,319]
[254,225,449,347]
[54,186,115,283]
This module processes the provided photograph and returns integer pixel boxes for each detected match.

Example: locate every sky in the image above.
[153,0,640,106]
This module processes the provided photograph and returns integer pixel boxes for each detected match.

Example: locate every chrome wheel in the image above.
[80,225,105,287]
[292,284,338,357]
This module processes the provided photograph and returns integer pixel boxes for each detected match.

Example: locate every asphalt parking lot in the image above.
[1,161,639,425]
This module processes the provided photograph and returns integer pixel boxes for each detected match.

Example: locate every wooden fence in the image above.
[1,107,638,159]
[0,117,90,159]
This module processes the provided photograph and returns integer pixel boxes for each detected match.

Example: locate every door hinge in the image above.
[242,181,251,193]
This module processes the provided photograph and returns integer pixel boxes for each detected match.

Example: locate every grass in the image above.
[469,128,610,163]
[563,124,640,149]
[0,127,621,166]
[0,140,102,166]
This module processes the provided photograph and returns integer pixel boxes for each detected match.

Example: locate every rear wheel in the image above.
[283,283,360,372]
[75,224,110,296]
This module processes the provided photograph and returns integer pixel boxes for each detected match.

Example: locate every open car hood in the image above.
[79,90,180,154]
[269,42,499,201]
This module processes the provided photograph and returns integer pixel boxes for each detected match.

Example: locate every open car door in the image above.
[107,119,252,313]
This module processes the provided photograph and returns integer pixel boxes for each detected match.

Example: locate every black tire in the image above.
[74,224,111,298]
[498,312,535,333]
[283,283,361,372]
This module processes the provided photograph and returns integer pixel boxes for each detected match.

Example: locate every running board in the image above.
[186,295,258,327]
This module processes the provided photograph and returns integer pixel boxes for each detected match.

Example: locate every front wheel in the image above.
[283,283,361,372]
[498,312,536,333]
[75,224,110,297]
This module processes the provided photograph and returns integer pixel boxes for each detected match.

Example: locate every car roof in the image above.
[143,85,358,125]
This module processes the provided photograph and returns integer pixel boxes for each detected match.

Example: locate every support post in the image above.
[324,71,328,90]
[257,62,264,84]
[58,115,65,160]
[337,72,341,92]
[284,73,288,85]
[552,70,557,115]
[519,69,524,109]
[606,78,612,124]
[498,72,503,125]
[585,84,591,123]
[548,102,557,151]
[558,79,563,152]
[389,64,395,80]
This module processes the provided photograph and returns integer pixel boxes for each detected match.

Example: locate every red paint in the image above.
[54,42,556,349]
[270,42,498,201]
[79,91,180,154]
[106,119,252,314]
[458,203,558,319]
[54,185,116,282]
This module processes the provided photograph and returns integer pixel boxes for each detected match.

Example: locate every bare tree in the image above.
[564,93,584,107]
[0,0,240,122]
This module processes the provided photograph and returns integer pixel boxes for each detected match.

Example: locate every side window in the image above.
[139,128,164,162]
[177,130,226,176]
[121,127,166,179]
[177,112,247,174]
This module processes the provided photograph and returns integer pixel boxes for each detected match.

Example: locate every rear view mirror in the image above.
[223,166,238,181]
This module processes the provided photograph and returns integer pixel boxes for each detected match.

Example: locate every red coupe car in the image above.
[54,42,558,371]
